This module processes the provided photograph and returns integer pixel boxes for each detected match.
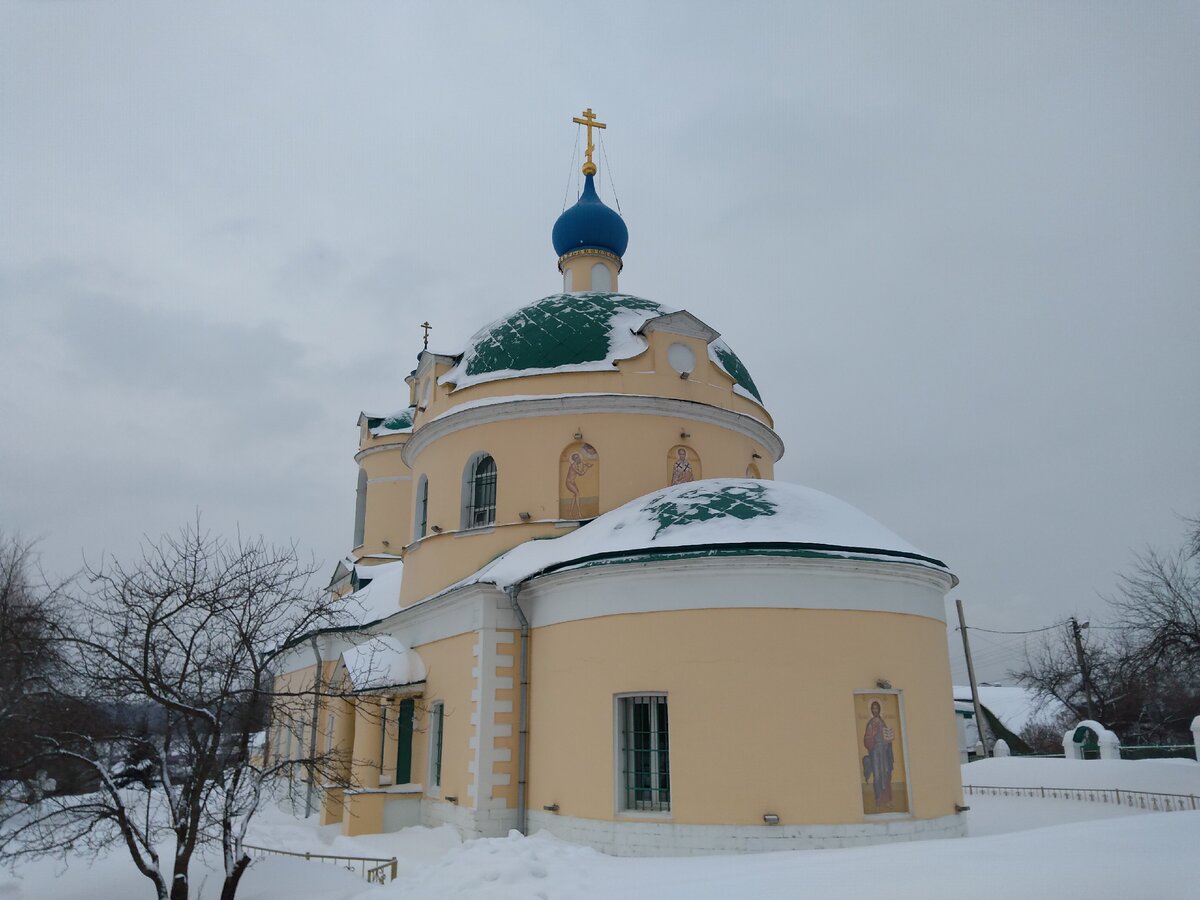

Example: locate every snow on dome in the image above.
[471,478,949,590]
[341,634,427,692]
[362,406,416,436]
[438,292,762,401]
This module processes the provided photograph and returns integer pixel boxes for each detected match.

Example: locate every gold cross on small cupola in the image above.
[572,107,606,176]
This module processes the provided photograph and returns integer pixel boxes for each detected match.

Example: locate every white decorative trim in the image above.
[515,554,953,629]
[524,810,966,856]
[402,394,783,465]
[355,442,406,464]
[638,310,720,343]
[471,631,498,811]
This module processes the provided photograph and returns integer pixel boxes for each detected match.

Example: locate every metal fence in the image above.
[1119,744,1197,762]
[239,842,399,884]
[963,783,1199,812]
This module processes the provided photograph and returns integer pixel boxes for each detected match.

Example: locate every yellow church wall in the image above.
[399,412,773,604]
[525,607,962,827]
[354,438,413,556]
[409,631,478,807]
[559,252,620,293]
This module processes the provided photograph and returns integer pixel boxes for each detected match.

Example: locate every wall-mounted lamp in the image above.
[445,796,458,804]
[680,431,690,439]
[679,371,690,380]
[519,512,531,521]
[431,525,443,534]
[955,804,971,813]
[876,678,892,690]
[543,803,560,813]
[762,814,780,825]
[752,452,762,459]
[573,431,583,440]
[382,540,390,547]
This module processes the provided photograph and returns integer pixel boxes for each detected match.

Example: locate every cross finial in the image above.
[421,321,431,351]
[571,107,606,176]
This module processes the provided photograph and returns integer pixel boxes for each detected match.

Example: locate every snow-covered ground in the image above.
[2,758,1196,899]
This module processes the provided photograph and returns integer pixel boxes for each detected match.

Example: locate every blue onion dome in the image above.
[552,175,629,258]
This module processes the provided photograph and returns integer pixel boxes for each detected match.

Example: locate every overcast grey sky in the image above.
[2,2,1197,682]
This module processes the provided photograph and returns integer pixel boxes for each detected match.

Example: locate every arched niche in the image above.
[590,261,612,292]
[667,445,701,486]
[559,442,600,519]
[745,462,761,479]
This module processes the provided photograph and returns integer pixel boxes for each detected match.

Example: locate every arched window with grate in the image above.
[462,453,497,529]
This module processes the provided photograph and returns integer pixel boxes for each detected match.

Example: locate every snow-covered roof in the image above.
[361,406,416,436]
[438,293,762,402]
[340,635,426,692]
[470,478,949,590]
[343,559,404,625]
[953,685,1064,734]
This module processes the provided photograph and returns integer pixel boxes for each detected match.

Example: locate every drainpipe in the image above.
[305,635,324,818]
[505,584,530,835]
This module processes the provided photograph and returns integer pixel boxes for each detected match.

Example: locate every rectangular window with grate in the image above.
[617,694,671,812]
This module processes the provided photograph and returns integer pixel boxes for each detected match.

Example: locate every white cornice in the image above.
[517,554,954,627]
[355,442,407,464]
[402,393,784,466]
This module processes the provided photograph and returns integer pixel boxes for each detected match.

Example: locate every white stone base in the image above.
[420,798,519,837]
[523,810,967,856]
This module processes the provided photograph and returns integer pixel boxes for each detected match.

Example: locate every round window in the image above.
[667,342,696,376]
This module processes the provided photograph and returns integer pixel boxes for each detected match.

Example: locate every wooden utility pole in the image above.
[956,598,989,758]
[1069,616,1096,721]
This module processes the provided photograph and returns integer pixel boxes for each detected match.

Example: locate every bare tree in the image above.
[1111,515,1200,668]
[0,533,69,787]
[0,521,351,900]
[1015,515,1200,744]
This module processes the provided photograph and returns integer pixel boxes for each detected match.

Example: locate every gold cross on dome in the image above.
[421,321,431,350]
[572,107,606,176]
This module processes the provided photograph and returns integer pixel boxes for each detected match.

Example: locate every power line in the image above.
[954,620,1070,636]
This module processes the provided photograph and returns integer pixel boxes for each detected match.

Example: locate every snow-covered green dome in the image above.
[471,478,953,589]
[439,292,762,402]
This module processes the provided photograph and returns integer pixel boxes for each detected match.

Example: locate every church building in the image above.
[269,110,966,855]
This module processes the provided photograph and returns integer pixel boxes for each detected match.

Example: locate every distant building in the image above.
[269,111,966,855]
[954,684,1064,758]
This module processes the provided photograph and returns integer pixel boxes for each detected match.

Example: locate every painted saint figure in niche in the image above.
[855,691,907,814]
[559,442,599,519]
[862,699,895,807]
[670,447,695,485]
[564,449,595,517]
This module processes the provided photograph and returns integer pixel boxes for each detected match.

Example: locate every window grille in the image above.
[416,476,429,539]
[619,694,671,812]
[467,456,497,528]
[429,702,444,788]
[379,705,388,765]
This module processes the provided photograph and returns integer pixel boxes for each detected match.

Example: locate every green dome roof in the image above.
[440,293,763,402]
